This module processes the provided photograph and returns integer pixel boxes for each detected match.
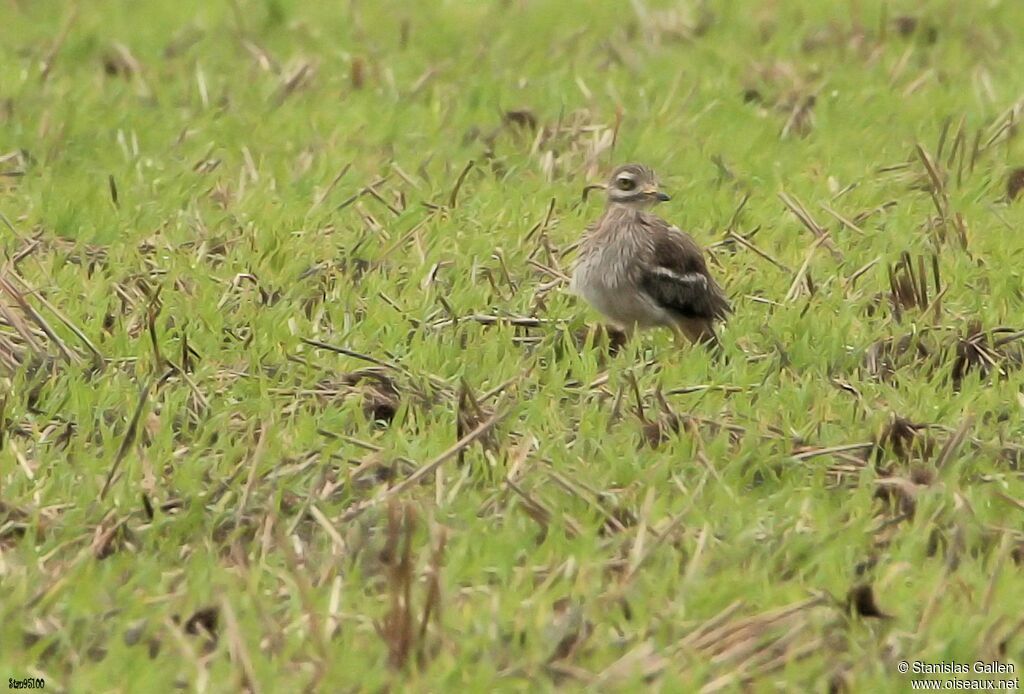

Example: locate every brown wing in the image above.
[638,218,731,322]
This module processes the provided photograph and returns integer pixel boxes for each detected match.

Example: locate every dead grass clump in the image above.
[742,61,820,139]
[532,109,619,181]
[0,500,37,549]
[862,332,934,383]
[1007,167,1024,202]
[671,596,841,690]
[952,321,1024,392]
[845,584,891,619]
[1,270,101,375]
[872,415,935,467]
[171,606,219,654]
[502,109,538,132]
[374,502,446,671]
[354,373,402,425]
[90,514,136,559]
[862,323,1023,389]
[886,252,940,321]
[546,597,593,663]
[892,15,938,44]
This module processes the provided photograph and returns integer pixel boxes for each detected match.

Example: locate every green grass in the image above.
[2,0,1024,690]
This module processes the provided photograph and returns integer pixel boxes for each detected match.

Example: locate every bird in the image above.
[570,163,730,350]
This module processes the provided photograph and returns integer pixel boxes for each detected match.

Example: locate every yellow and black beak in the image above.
[644,186,671,202]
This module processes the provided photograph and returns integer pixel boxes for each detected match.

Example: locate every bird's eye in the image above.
[617,177,636,191]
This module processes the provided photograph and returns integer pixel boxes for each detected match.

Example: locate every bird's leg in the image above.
[595,322,638,359]
[675,318,726,359]
[671,324,689,349]
[612,323,634,340]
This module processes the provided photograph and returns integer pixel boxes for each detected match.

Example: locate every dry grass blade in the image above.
[700,635,824,693]
[915,143,946,197]
[670,595,833,691]
[376,501,418,670]
[448,159,475,208]
[270,60,316,107]
[99,379,153,500]
[934,416,973,471]
[676,600,747,650]
[0,299,43,368]
[785,234,829,302]
[0,273,78,365]
[456,379,498,461]
[235,421,270,523]
[388,406,509,495]
[0,337,21,374]
[682,595,827,654]
[341,405,512,521]
[593,641,668,686]
[778,191,844,262]
[792,442,874,461]
[220,597,261,694]
[725,231,791,272]
[13,274,104,367]
[301,337,441,387]
[272,520,329,687]
[416,526,447,656]
[310,162,352,210]
[886,251,938,319]
[39,4,79,82]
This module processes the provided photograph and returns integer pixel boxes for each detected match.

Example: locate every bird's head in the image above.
[605,163,670,209]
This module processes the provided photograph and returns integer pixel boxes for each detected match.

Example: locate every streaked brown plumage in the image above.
[570,163,730,348]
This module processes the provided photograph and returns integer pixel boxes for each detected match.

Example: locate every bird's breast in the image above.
[571,236,667,328]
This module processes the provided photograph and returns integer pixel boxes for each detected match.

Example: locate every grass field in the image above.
[2,0,1024,690]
